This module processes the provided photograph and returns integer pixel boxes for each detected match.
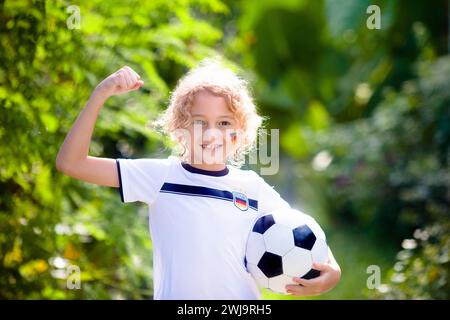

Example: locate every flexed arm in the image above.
[56,66,144,187]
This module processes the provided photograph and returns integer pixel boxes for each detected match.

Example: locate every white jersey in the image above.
[116,155,291,300]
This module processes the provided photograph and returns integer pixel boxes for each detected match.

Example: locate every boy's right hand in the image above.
[95,66,144,99]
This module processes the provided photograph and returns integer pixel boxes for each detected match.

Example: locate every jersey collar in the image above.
[181,162,229,177]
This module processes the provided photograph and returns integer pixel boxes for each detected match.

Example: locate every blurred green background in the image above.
[0,0,448,299]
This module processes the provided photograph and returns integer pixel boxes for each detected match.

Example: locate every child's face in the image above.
[186,90,240,166]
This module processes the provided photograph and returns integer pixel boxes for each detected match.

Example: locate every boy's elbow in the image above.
[55,156,66,173]
[55,154,72,174]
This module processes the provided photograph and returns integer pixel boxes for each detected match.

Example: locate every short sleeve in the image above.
[116,158,172,205]
[255,173,291,215]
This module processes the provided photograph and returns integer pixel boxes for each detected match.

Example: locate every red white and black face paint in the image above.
[230,131,237,144]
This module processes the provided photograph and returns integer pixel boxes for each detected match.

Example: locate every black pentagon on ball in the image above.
[252,214,275,234]
[292,224,316,250]
[301,269,321,280]
[257,252,283,278]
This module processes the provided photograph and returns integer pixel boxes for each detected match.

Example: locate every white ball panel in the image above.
[263,224,295,256]
[282,247,313,278]
[246,232,266,265]
[267,274,295,295]
[271,210,304,230]
[311,238,329,264]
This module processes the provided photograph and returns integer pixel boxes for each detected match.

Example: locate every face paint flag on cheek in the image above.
[230,132,237,144]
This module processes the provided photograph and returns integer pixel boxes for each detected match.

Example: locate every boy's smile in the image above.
[201,143,223,151]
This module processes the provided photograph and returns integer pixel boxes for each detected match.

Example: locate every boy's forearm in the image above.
[56,89,107,170]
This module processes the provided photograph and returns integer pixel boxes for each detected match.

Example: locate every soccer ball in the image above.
[245,208,328,294]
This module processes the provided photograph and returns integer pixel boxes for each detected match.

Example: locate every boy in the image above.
[56,61,341,299]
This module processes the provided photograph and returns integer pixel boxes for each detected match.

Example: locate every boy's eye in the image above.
[193,119,206,126]
[218,121,231,127]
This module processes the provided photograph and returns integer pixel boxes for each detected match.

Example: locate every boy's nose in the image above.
[202,127,223,141]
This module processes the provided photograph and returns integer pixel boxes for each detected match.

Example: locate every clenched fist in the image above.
[95,66,144,98]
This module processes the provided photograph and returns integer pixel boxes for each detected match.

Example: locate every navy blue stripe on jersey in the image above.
[248,199,258,210]
[116,159,125,203]
[160,182,258,211]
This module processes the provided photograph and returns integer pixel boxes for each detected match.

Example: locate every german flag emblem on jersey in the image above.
[233,191,249,211]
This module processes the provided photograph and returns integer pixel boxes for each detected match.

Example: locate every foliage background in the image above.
[0,0,448,299]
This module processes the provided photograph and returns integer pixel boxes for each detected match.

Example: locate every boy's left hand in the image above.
[285,261,341,296]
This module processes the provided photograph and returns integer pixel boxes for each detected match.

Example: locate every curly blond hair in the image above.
[154,58,264,168]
